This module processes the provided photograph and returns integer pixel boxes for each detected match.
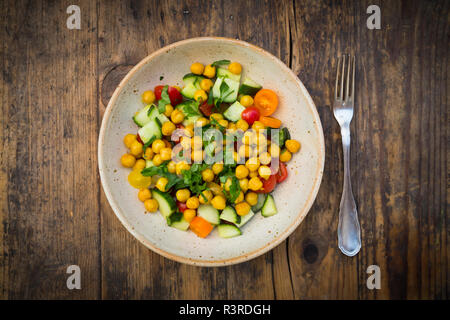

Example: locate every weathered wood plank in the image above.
[0,0,100,298]
[98,0,293,300]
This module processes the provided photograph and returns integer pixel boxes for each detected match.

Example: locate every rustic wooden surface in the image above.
[0,0,448,299]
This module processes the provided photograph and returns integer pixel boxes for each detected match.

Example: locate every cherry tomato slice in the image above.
[199,101,214,116]
[276,162,288,183]
[136,134,143,144]
[241,107,260,126]
[154,85,183,106]
[154,85,164,100]
[256,174,277,193]
[254,89,278,116]
[168,86,183,106]
[176,201,187,213]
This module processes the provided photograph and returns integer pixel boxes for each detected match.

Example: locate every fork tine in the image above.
[335,56,342,100]
[345,55,351,100]
[340,55,345,100]
[351,56,355,100]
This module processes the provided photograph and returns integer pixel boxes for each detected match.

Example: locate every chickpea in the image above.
[190,62,204,75]
[194,89,208,103]
[143,147,154,160]
[175,161,190,175]
[162,121,176,136]
[245,157,260,172]
[199,190,213,204]
[184,124,194,137]
[195,117,209,127]
[191,150,203,162]
[228,62,242,75]
[218,119,228,128]
[285,139,301,153]
[238,144,255,158]
[259,152,271,165]
[245,192,258,206]
[170,109,185,124]
[144,199,159,212]
[160,147,172,161]
[186,196,200,209]
[141,90,155,104]
[207,182,224,196]
[248,177,263,191]
[155,177,169,192]
[258,165,272,180]
[239,178,249,193]
[249,170,258,178]
[133,159,146,171]
[180,136,192,149]
[212,163,224,175]
[210,113,223,121]
[152,139,165,154]
[203,64,216,78]
[211,195,226,210]
[233,151,241,164]
[130,140,143,157]
[248,170,258,179]
[162,104,173,117]
[121,154,136,168]
[240,95,254,107]
[201,168,214,182]
[280,149,292,162]
[123,134,137,148]
[235,165,249,179]
[252,120,265,132]
[200,79,214,92]
[191,135,203,150]
[183,209,196,223]
[224,177,232,191]
[234,191,244,204]
[167,160,176,173]
[173,85,181,92]
[138,188,152,202]
[228,122,237,131]
[235,202,251,216]
[152,154,163,166]
[236,119,249,131]
[176,189,191,202]
[269,143,281,158]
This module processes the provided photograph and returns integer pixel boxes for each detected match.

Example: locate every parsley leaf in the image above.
[157,85,171,113]
[181,163,209,195]
[211,60,231,67]
[141,163,184,190]
[178,100,201,118]
[228,176,241,203]
[167,211,182,225]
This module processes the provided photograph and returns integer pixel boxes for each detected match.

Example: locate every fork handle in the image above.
[337,124,361,256]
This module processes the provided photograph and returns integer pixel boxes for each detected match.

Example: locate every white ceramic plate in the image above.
[98,37,325,266]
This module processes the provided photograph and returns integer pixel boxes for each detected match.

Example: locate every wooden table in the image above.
[0,0,448,300]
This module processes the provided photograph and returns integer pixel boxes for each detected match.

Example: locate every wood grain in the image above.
[0,0,448,299]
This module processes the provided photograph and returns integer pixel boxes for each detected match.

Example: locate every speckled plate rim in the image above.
[98,37,325,267]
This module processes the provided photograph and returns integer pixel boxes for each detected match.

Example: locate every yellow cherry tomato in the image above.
[128,170,152,189]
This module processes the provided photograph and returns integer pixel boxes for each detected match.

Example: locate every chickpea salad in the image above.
[120,60,301,239]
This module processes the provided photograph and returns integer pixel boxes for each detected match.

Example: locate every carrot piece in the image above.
[190,216,214,238]
[259,116,281,128]
[254,89,278,116]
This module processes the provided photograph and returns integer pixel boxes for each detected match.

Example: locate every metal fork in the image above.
[333,55,361,256]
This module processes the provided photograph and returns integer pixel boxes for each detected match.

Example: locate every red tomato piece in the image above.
[168,86,183,106]
[136,134,143,144]
[241,107,260,126]
[256,174,277,193]
[176,201,187,213]
[154,85,164,100]
[199,101,214,117]
[276,162,288,183]
[155,85,183,106]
